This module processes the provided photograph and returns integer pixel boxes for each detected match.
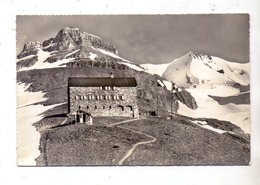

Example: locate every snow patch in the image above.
[157,80,165,87]
[163,80,172,91]
[86,32,101,39]
[17,55,36,62]
[191,120,226,134]
[18,48,75,71]
[98,48,130,63]
[65,49,80,58]
[42,43,55,50]
[120,62,144,71]
[89,52,97,60]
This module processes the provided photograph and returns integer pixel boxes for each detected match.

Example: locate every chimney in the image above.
[110,72,114,78]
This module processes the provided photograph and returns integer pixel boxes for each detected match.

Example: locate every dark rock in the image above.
[17,41,40,59]
[42,38,54,47]
[17,56,38,70]
[217,69,224,74]
[173,90,198,110]
[22,41,41,51]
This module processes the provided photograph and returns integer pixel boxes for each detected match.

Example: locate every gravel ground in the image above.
[36,116,250,166]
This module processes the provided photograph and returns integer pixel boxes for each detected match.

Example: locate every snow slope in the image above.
[16,55,36,63]
[177,86,250,134]
[150,52,251,134]
[17,83,47,108]
[18,49,76,71]
[98,48,145,71]
[17,83,65,165]
[162,52,250,87]
[141,63,169,76]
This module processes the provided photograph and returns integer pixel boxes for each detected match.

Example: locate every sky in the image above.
[16,14,249,64]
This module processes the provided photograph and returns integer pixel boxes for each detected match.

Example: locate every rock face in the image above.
[17,27,128,72]
[18,27,118,60]
[173,90,198,110]
[16,27,187,115]
[17,41,41,59]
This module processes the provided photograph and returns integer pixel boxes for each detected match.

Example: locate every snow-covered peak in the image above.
[188,51,223,71]
[162,52,249,88]
[189,51,212,61]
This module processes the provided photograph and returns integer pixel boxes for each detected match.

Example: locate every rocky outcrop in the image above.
[17,56,38,70]
[46,27,118,54]
[17,42,40,59]
[190,51,212,61]
[17,27,119,60]
[42,38,54,47]
[173,89,198,110]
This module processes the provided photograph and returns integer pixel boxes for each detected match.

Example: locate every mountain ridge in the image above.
[18,27,118,59]
[16,26,250,166]
[16,27,147,72]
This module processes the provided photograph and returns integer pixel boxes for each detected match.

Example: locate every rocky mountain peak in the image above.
[17,41,41,59]
[23,41,41,51]
[18,27,119,59]
[188,51,212,61]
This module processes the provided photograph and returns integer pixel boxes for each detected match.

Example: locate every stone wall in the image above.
[69,86,139,118]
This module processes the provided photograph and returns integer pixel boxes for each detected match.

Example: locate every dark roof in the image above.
[68,77,137,87]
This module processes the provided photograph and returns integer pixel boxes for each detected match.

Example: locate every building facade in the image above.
[68,77,139,119]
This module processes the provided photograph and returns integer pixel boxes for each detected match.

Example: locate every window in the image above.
[95,105,97,109]
[112,86,115,90]
[109,106,112,109]
[87,106,89,109]
[126,105,133,111]
[103,106,105,109]
[118,105,124,111]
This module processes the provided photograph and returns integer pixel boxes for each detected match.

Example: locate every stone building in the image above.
[68,76,139,122]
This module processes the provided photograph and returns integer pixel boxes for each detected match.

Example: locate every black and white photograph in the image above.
[16,14,251,166]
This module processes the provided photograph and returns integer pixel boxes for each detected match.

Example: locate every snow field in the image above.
[17,83,65,165]
[178,87,250,134]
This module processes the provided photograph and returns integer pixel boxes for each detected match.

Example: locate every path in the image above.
[108,118,141,127]
[109,118,157,165]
